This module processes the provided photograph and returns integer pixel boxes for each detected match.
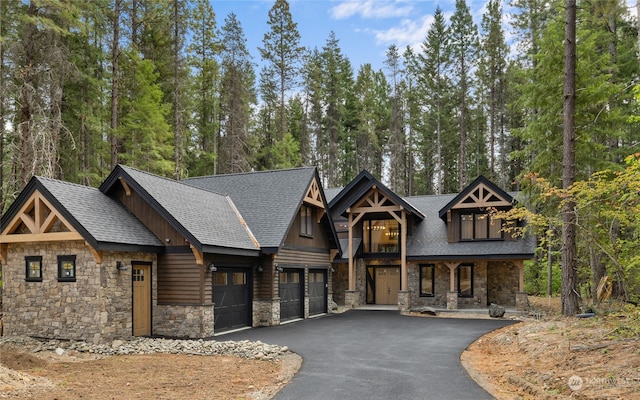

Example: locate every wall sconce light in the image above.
[207,263,217,272]
[276,265,283,272]
[256,265,264,272]
[116,261,128,271]
[330,267,335,273]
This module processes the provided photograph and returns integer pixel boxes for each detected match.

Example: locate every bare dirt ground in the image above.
[0,342,301,400]
[2,298,639,399]
[462,297,640,399]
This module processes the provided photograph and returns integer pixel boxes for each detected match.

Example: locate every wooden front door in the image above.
[375,267,400,305]
[133,263,151,336]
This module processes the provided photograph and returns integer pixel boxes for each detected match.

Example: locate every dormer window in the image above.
[300,205,314,237]
[460,212,503,241]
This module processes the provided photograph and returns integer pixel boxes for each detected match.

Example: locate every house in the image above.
[326,171,534,312]
[0,165,532,344]
[1,165,336,343]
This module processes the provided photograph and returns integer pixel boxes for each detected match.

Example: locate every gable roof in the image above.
[328,170,425,220]
[405,193,535,260]
[1,176,163,252]
[183,167,334,252]
[438,175,514,220]
[100,165,260,256]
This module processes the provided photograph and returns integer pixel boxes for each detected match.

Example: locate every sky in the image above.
[210,0,491,73]
[210,0,638,74]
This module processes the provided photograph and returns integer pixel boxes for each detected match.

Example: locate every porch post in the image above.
[445,262,459,310]
[514,260,529,311]
[400,210,407,291]
[515,260,524,291]
[348,212,354,291]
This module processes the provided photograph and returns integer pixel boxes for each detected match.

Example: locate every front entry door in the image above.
[375,267,400,305]
[132,263,152,336]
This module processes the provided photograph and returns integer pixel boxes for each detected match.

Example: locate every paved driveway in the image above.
[222,310,515,400]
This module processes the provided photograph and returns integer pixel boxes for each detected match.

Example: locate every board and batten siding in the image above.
[157,252,211,305]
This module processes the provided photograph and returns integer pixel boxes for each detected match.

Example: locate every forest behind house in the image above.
[2,0,640,306]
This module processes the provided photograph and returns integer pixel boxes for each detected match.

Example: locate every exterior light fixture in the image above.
[256,265,264,272]
[116,261,128,271]
[207,263,217,272]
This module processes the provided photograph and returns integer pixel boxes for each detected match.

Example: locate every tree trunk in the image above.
[173,0,180,179]
[561,0,580,316]
[110,0,121,169]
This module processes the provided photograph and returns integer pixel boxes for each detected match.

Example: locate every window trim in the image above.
[25,256,43,282]
[458,264,474,297]
[459,212,503,241]
[419,264,435,297]
[57,255,77,282]
[300,205,314,237]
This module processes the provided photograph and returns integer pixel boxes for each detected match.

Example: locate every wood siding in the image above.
[284,206,331,249]
[113,184,185,245]
[157,252,210,305]
[276,248,332,267]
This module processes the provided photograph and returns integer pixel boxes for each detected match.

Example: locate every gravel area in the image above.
[0,335,289,360]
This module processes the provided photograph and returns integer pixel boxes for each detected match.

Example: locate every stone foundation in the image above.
[397,290,410,313]
[154,304,214,338]
[253,299,280,327]
[446,291,458,310]
[345,290,361,308]
[515,291,529,311]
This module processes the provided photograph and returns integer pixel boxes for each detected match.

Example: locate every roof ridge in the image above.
[36,176,99,191]
[183,166,316,181]
[120,165,228,197]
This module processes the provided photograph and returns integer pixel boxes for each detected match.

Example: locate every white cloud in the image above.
[372,15,434,47]
[330,0,414,20]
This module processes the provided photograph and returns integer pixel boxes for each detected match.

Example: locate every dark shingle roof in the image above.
[104,166,259,254]
[33,177,162,250]
[405,194,535,259]
[183,167,318,250]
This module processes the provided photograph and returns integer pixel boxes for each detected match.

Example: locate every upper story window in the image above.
[25,256,43,282]
[300,205,314,237]
[363,219,399,253]
[460,212,503,241]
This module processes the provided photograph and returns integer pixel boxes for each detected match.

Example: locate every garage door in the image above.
[308,269,327,315]
[213,269,251,332]
[279,269,303,321]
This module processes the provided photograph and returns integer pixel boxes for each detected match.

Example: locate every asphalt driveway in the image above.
[222,310,515,400]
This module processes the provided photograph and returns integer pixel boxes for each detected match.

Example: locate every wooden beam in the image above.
[85,242,103,264]
[0,232,83,243]
[118,177,132,196]
[190,244,204,266]
[444,262,460,292]
[0,243,7,265]
[348,213,354,291]
[401,210,407,291]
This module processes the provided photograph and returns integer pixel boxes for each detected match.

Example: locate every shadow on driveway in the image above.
[221,310,516,400]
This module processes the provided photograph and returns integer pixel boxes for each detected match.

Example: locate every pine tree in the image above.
[385,44,407,195]
[259,0,305,142]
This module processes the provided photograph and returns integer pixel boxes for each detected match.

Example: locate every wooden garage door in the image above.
[213,269,251,332]
[308,269,327,315]
[279,269,303,321]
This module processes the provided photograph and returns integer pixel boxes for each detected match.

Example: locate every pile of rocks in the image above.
[0,335,289,361]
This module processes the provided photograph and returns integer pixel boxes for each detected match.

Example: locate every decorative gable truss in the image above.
[451,183,512,212]
[348,186,404,225]
[303,179,326,222]
[0,191,102,264]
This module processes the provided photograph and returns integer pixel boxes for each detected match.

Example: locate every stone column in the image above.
[345,290,360,309]
[446,291,458,310]
[397,290,411,314]
[515,292,529,311]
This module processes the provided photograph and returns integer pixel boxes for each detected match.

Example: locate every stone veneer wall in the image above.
[458,262,487,307]
[153,304,214,338]
[331,263,348,305]
[408,263,450,307]
[253,299,280,326]
[487,261,519,307]
[3,241,156,343]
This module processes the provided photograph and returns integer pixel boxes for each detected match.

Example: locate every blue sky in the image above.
[210,0,490,72]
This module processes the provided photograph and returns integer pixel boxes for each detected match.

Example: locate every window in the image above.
[419,264,435,297]
[363,220,399,253]
[57,255,76,282]
[458,264,473,297]
[460,213,503,241]
[300,205,313,236]
[25,256,42,282]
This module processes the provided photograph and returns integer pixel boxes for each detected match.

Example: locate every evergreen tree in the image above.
[259,0,305,142]
[385,44,407,195]
[449,0,478,189]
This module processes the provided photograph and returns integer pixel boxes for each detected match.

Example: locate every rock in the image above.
[55,348,65,356]
[420,307,437,316]
[489,303,506,318]
[112,340,124,349]
[331,301,338,311]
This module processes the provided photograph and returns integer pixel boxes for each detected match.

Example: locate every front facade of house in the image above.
[1,166,532,344]
[327,172,534,312]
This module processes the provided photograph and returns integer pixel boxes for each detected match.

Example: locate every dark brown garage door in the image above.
[213,269,251,332]
[279,269,303,321]
[308,269,327,315]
